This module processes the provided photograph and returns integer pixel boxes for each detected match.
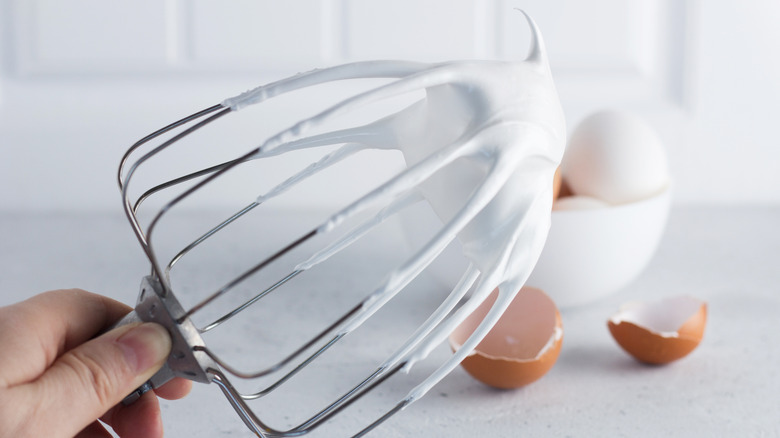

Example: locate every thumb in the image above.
[20,322,171,438]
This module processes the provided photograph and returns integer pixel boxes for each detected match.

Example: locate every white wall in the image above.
[1,0,778,212]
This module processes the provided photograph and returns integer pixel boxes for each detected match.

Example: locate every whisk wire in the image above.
[117,103,225,191]
[121,105,232,291]
[199,269,301,333]
[134,158,243,213]
[165,201,261,279]
[196,303,362,380]
[209,362,408,438]
[178,229,317,323]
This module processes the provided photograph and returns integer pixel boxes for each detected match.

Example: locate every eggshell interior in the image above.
[608,296,707,364]
[610,296,705,337]
[450,287,562,388]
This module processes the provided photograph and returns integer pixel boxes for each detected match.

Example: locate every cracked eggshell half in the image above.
[608,296,707,364]
[449,287,563,389]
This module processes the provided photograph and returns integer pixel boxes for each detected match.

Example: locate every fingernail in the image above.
[117,323,172,373]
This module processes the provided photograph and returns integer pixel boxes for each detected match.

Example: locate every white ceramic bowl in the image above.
[527,186,671,307]
[398,186,671,308]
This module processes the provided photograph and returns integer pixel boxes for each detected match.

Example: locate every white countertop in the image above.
[1,204,778,437]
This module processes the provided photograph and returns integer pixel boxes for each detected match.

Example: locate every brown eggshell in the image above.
[553,166,563,201]
[608,296,707,365]
[449,287,563,388]
[556,176,573,200]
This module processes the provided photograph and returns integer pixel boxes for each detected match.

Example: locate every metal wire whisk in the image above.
[113,11,565,437]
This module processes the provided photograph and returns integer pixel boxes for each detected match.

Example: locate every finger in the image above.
[75,421,114,438]
[154,377,193,400]
[102,390,164,438]
[11,322,171,438]
[0,289,132,387]
[93,379,191,437]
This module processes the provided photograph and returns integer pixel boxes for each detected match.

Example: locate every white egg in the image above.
[562,110,669,205]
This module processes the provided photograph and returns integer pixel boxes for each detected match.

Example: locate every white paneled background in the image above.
[1,0,779,212]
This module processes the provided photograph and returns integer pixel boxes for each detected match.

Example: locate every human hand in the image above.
[0,289,193,438]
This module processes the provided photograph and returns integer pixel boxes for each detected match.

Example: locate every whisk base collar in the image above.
[119,276,220,405]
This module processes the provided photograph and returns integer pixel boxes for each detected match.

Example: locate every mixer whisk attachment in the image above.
[115,11,565,437]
